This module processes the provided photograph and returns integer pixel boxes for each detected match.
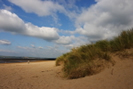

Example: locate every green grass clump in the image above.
[110,30,133,51]
[95,40,110,52]
[56,29,133,79]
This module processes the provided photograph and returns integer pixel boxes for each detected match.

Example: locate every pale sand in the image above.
[0,59,133,89]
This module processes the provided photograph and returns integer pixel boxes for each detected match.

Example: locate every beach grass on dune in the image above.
[56,28,133,79]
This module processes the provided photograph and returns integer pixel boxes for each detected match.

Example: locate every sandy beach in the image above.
[0,59,133,89]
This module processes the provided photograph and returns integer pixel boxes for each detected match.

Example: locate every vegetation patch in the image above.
[56,29,133,79]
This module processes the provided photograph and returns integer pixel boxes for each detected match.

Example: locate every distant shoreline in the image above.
[0,59,56,63]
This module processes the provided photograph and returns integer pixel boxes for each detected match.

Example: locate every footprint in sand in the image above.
[32,76,38,78]
[41,69,53,72]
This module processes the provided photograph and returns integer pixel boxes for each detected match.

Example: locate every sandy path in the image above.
[0,59,133,89]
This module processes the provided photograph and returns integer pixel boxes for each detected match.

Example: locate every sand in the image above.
[0,59,133,89]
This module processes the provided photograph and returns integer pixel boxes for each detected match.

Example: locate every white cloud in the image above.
[17,45,65,58]
[54,35,90,50]
[0,9,59,41]
[55,36,75,45]
[9,0,66,16]
[58,29,76,34]
[18,45,43,50]
[38,46,43,49]
[8,0,78,21]
[17,46,29,50]
[64,36,90,49]
[31,44,35,48]
[0,40,11,45]
[0,49,14,53]
[25,23,59,41]
[76,0,133,41]
[0,10,26,33]
[3,4,12,11]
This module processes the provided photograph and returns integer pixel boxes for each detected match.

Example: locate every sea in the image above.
[0,58,56,63]
[0,59,41,63]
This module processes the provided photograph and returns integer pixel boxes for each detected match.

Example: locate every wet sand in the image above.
[0,59,133,89]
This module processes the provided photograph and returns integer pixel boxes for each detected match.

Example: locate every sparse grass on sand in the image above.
[56,29,133,79]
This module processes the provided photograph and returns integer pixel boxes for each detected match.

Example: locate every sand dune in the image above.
[0,59,133,89]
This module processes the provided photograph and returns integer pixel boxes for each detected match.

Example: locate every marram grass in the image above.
[56,29,133,79]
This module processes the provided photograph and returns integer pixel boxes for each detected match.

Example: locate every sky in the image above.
[0,0,133,58]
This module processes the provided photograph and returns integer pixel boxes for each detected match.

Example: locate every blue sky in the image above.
[0,0,133,58]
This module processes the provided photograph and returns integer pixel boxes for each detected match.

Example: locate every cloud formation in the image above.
[8,0,77,21]
[9,0,65,16]
[0,10,59,41]
[0,40,11,45]
[8,0,133,43]
[17,45,65,58]
[0,49,15,53]
[55,36,75,45]
[76,0,133,41]
[1,0,133,58]
[3,4,12,11]
[38,46,43,49]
